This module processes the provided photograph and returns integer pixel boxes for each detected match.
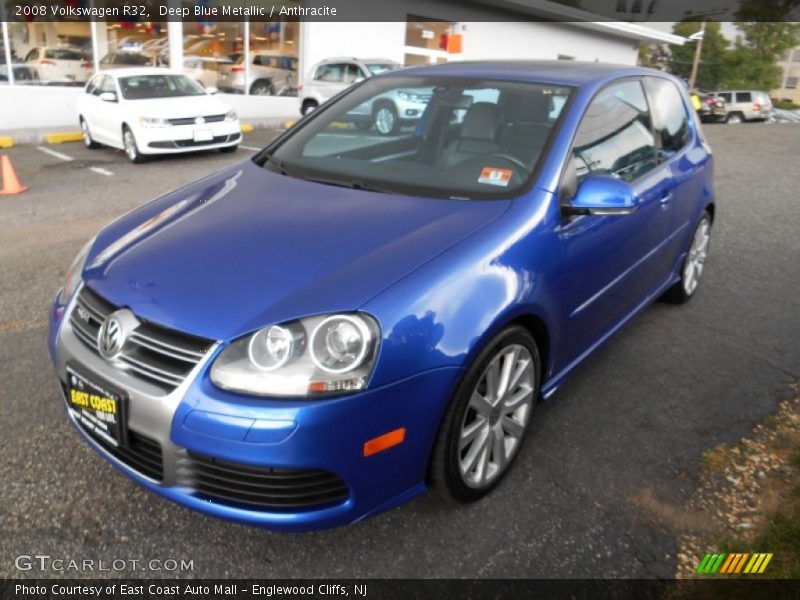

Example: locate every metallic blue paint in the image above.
[49,62,714,530]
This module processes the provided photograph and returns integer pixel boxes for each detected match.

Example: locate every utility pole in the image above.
[688,21,706,90]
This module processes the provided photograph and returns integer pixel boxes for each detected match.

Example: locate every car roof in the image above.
[100,67,183,78]
[384,60,669,87]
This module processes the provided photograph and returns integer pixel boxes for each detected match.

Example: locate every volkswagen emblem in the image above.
[97,309,138,361]
[195,116,205,125]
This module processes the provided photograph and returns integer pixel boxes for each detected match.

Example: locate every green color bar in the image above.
[696,553,712,574]
[710,553,726,573]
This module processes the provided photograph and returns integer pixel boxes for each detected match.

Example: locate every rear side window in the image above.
[736,91,752,103]
[572,79,657,183]
[718,92,732,103]
[315,63,348,82]
[644,77,690,159]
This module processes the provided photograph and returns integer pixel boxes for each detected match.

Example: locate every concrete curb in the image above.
[0,123,268,147]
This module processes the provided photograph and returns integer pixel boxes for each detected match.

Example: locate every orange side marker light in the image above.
[363,428,406,457]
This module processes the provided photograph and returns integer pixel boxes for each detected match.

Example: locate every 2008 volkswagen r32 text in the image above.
[49,61,715,531]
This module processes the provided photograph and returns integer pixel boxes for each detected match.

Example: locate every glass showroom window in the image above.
[4,21,94,86]
[182,19,244,91]
[98,21,168,71]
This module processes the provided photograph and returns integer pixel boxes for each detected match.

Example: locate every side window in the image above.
[644,77,690,159]
[25,48,39,62]
[86,75,101,95]
[572,80,657,183]
[317,64,345,83]
[719,92,732,103]
[343,64,362,83]
[100,76,116,95]
[736,91,752,103]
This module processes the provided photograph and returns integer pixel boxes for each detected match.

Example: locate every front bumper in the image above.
[135,122,242,155]
[48,288,462,531]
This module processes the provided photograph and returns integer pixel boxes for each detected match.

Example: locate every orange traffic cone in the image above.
[0,155,28,195]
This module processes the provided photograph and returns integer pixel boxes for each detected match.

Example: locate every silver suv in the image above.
[710,90,773,123]
[217,53,297,96]
[299,57,401,115]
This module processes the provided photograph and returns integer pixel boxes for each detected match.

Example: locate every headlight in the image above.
[210,313,380,397]
[224,109,237,122]
[58,237,94,305]
[398,91,427,103]
[139,116,172,128]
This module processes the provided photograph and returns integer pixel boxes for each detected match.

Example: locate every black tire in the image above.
[80,117,100,149]
[373,102,399,135]
[122,126,146,164]
[250,80,275,96]
[301,99,318,115]
[430,325,541,503]
[662,210,712,304]
[220,145,238,154]
[354,120,372,131]
[726,112,744,124]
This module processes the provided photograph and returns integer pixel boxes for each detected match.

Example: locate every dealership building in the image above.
[0,0,683,131]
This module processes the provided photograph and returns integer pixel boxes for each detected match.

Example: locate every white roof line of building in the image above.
[478,0,686,45]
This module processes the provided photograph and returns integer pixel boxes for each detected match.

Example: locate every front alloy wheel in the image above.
[663,211,712,303]
[431,325,540,502]
[373,104,398,135]
[81,119,99,149]
[123,127,145,164]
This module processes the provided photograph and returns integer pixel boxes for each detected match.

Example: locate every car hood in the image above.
[83,161,510,341]
[127,94,231,118]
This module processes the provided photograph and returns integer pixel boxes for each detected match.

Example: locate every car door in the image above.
[643,76,708,265]
[554,78,674,365]
[92,75,121,145]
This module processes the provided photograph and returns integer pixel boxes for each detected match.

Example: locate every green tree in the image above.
[722,23,800,90]
[669,21,729,90]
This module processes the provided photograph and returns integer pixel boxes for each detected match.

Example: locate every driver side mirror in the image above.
[559,162,638,216]
[99,91,117,103]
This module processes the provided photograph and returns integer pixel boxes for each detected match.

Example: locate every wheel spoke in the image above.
[460,417,486,450]
[485,358,501,403]
[469,391,493,417]
[491,427,506,470]
[461,427,490,475]
[507,357,531,394]
[475,441,491,484]
[497,347,518,400]
[501,415,525,439]
[503,385,533,411]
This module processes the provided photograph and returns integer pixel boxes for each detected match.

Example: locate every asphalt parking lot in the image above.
[1,124,799,579]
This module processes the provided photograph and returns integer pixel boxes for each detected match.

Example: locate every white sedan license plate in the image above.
[193,129,213,142]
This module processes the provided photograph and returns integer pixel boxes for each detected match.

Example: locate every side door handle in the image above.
[659,192,673,208]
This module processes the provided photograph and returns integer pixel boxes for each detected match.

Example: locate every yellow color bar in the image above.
[757,553,773,573]
[0,136,13,148]
[45,132,82,144]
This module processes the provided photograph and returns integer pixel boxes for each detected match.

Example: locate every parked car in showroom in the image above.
[709,89,773,123]
[51,61,714,531]
[183,55,232,89]
[77,68,241,163]
[0,48,39,84]
[299,57,401,115]
[24,46,91,85]
[99,51,165,70]
[217,52,297,95]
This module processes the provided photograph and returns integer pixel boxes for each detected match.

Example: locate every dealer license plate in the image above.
[193,129,213,142]
[66,363,128,448]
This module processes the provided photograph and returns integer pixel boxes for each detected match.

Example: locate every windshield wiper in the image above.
[304,176,394,194]
[262,152,289,176]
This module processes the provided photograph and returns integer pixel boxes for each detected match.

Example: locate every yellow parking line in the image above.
[240,123,254,133]
[0,137,13,148]
[46,132,83,144]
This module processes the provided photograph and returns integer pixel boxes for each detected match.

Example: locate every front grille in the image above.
[148,133,240,149]
[68,286,214,394]
[181,453,349,510]
[167,114,227,126]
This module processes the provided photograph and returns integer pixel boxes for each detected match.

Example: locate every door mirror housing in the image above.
[99,91,117,103]
[563,175,638,216]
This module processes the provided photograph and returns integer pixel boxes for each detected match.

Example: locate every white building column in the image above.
[1,21,14,86]
[168,19,183,71]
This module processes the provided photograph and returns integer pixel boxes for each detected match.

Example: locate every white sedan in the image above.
[77,68,241,163]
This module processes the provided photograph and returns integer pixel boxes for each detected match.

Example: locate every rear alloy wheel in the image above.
[373,103,398,135]
[251,80,275,96]
[430,325,540,503]
[663,211,712,304]
[122,126,146,164]
[81,118,99,149]
[726,112,743,124]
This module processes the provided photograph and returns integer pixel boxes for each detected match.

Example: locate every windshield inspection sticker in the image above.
[478,167,513,187]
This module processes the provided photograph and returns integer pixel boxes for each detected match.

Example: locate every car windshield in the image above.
[263,75,572,200]
[365,63,400,75]
[119,53,152,65]
[45,48,83,61]
[118,74,206,99]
